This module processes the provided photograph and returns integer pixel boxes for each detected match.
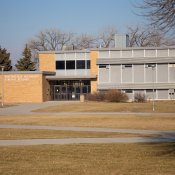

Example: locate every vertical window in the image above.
[87,60,90,69]
[77,60,85,69]
[66,60,75,69]
[56,61,65,70]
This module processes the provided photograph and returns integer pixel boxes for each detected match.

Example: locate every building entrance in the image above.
[50,80,90,101]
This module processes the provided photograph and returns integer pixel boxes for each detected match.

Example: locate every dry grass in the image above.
[0,115,174,131]
[34,101,175,113]
[0,128,146,140]
[0,143,174,175]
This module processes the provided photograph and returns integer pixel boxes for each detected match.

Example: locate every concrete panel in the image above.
[56,54,65,60]
[56,70,66,76]
[145,66,156,82]
[133,64,144,83]
[122,50,132,57]
[110,65,121,83]
[110,51,120,58]
[99,68,109,82]
[122,66,132,83]
[157,64,168,82]
[157,89,168,99]
[146,89,154,100]
[76,53,86,59]
[99,51,109,58]
[157,50,168,57]
[145,50,156,57]
[169,66,175,82]
[65,53,76,60]
[133,50,144,57]
[169,49,175,57]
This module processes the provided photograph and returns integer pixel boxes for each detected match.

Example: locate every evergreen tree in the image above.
[15,44,36,71]
[0,47,12,71]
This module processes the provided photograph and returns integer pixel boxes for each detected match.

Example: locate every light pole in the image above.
[0,66,5,107]
[151,64,156,112]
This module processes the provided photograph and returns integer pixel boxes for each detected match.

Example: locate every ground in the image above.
[0,101,175,174]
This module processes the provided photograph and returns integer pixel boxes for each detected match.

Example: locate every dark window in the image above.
[77,60,85,69]
[123,64,132,68]
[99,64,107,68]
[56,61,65,70]
[125,89,133,93]
[87,60,90,69]
[66,60,75,69]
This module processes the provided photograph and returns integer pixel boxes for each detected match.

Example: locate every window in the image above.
[87,60,90,69]
[66,60,75,69]
[99,64,108,68]
[56,61,65,70]
[122,64,132,69]
[77,60,85,69]
[125,89,133,93]
[145,64,156,68]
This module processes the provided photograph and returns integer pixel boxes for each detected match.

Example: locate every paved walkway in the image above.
[1,101,175,116]
[0,124,174,146]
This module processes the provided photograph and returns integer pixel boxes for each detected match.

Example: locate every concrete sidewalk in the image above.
[0,136,174,146]
[1,101,175,116]
[0,124,174,145]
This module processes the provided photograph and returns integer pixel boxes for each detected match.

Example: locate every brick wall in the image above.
[0,73,44,103]
[90,51,98,93]
[39,53,55,71]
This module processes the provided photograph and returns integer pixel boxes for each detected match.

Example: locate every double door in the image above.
[54,85,89,101]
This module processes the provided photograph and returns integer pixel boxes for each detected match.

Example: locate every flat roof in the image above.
[39,46,175,54]
[39,49,90,54]
[2,71,56,75]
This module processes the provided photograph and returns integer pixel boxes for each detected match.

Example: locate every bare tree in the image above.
[98,26,118,48]
[73,34,97,50]
[127,25,170,47]
[28,29,74,52]
[137,0,175,33]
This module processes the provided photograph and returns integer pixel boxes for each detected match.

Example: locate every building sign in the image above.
[4,75,39,81]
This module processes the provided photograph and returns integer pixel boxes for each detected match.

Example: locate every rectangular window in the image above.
[87,60,90,69]
[145,64,156,68]
[77,60,85,69]
[99,64,108,68]
[66,60,75,69]
[122,64,132,68]
[56,61,65,70]
[125,89,133,93]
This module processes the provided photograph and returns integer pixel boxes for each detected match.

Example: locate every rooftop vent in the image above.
[114,34,129,48]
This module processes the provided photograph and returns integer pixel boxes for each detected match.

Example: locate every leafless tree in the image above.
[28,29,74,52]
[137,0,175,33]
[127,25,171,47]
[73,34,97,50]
[98,26,118,48]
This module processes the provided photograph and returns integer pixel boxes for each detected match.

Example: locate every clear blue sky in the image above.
[0,0,143,64]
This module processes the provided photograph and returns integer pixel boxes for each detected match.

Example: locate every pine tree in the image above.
[0,47,12,71]
[15,44,36,71]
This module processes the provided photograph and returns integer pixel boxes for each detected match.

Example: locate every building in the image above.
[0,37,175,103]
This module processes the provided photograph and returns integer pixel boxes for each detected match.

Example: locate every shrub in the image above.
[86,90,128,102]
[85,91,105,101]
[134,93,146,103]
[105,90,128,102]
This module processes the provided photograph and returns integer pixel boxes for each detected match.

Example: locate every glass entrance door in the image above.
[51,80,90,101]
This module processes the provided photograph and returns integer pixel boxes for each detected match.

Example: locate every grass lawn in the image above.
[0,128,148,140]
[33,101,175,113]
[0,115,174,131]
[0,143,174,175]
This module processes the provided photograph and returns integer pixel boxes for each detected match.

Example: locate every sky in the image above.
[0,0,144,64]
